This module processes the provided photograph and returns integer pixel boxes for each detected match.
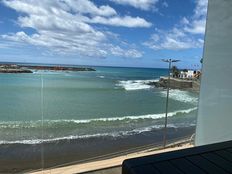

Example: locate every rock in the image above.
[147,77,200,92]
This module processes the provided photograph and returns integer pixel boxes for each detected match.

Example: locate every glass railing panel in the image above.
[41,67,169,168]
[0,72,43,173]
[0,0,208,173]
[162,75,200,146]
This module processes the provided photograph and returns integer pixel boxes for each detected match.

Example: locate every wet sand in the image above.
[0,127,195,173]
[31,141,193,174]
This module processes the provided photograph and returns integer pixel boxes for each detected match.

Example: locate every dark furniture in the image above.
[122,140,232,174]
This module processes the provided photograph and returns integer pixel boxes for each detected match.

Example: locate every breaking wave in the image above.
[0,123,194,145]
[97,75,105,78]
[116,79,159,91]
[0,107,197,129]
[0,108,197,145]
[160,89,198,103]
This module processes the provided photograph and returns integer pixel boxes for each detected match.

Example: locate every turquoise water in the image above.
[0,66,198,144]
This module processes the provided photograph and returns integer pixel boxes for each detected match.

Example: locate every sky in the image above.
[0,0,208,68]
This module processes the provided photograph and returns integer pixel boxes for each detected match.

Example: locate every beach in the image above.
[0,127,195,173]
[30,137,194,174]
[0,65,199,173]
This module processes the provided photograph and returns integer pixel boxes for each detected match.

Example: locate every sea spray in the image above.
[116,79,159,90]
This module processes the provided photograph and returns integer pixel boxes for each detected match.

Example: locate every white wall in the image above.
[195,0,232,146]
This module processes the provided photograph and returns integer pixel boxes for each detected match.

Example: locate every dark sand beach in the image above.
[0,127,195,173]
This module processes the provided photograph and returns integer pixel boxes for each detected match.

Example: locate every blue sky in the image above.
[0,0,208,68]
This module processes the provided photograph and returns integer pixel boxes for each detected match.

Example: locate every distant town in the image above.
[149,66,201,92]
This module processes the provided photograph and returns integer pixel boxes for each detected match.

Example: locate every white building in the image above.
[195,0,232,146]
[178,70,200,79]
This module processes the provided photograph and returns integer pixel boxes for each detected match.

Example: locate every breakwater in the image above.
[149,77,200,91]
[0,64,96,73]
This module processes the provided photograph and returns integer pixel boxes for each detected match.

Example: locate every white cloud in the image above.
[143,28,203,50]
[162,1,168,8]
[194,0,208,19]
[2,0,149,58]
[0,40,22,49]
[110,0,159,11]
[109,45,142,58]
[2,0,117,17]
[144,0,208,51]
[180,17,190,25]
[184,0,208,34]
[184,18,206,34]
[64,0,117,17]
[87,16,152,28]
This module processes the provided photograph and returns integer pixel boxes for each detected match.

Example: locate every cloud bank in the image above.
[2,0,152,58]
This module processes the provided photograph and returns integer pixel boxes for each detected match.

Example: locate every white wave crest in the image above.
[116,79,158,91]
[0,107,197,129]
[0,107,197,145]
[0,123,188,145]
[97,75,105,78]
[70,107,197,123]
[160,89,198,103]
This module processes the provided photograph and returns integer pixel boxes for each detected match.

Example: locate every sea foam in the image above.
[160,89,198,103]
[0,107,197,144]
[0,107,197,129]
[116,79,159,91]
[0,123,193,145]
[97,75,105,78]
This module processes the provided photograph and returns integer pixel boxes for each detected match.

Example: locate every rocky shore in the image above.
[0,64,96,73]
[147,76,200,92]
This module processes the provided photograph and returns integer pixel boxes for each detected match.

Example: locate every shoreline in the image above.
[30,137,194,174]
[0,126,195,173]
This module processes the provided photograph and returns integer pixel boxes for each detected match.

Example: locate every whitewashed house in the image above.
[178,70,201,79]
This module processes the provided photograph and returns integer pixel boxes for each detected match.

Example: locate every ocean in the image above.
[0,66,199,171]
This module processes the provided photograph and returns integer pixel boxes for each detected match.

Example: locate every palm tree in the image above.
[171,65,180,78]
